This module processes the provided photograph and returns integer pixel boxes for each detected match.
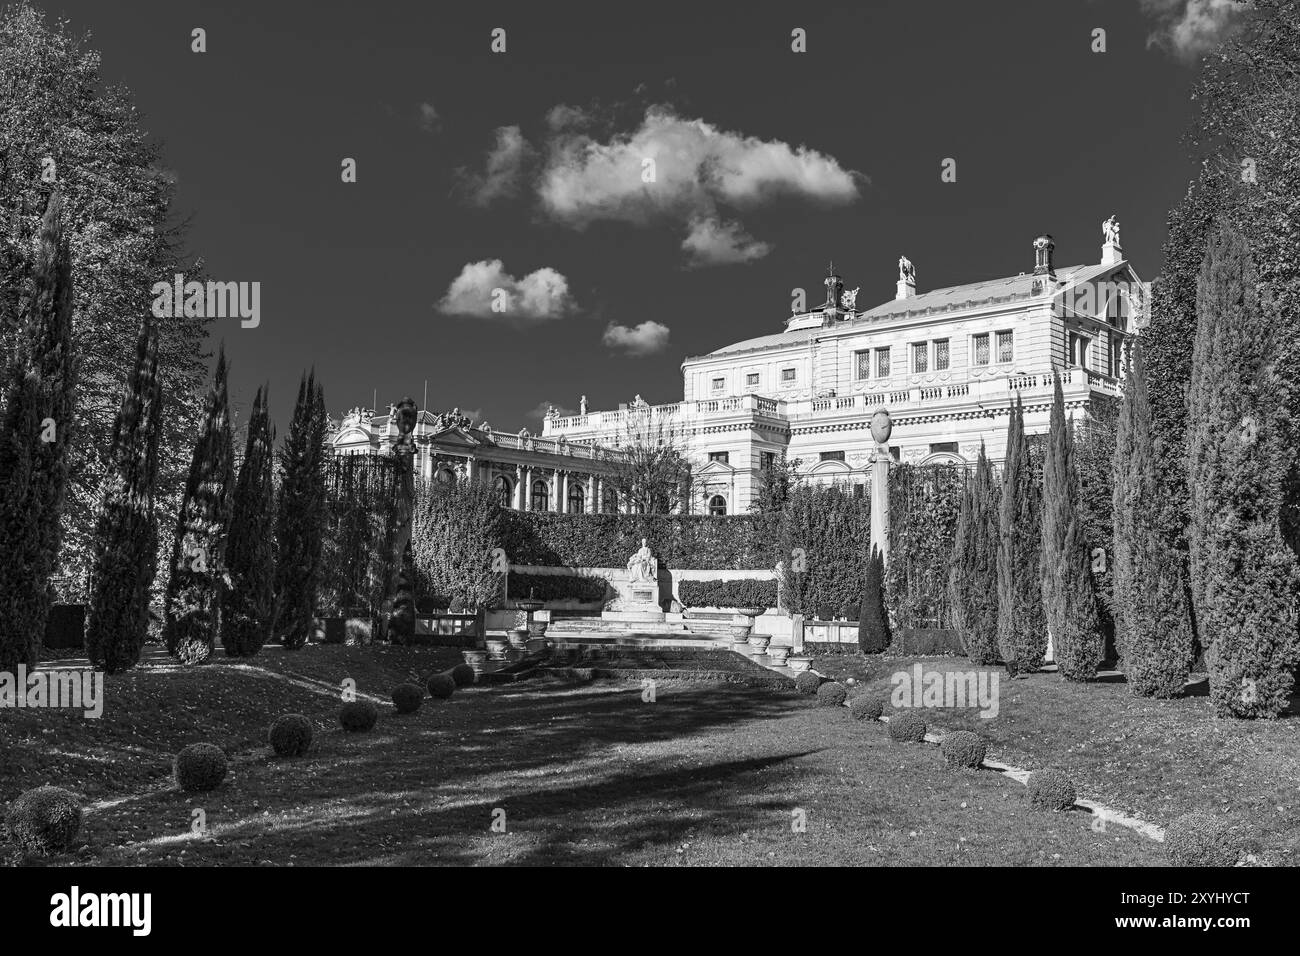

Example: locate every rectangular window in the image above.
[1109,334,1122,378]
[855,349,871,380]
[708,451,729,464]
[781,367,796,383]
[711,377,724,391]
[997,330,1013,363]
[929,441,958,455]
[934,339,950,371]
[745,372,759,387]
[973,333,990,366]
[761,451,776,470]
[875,347,891,378]
[820,450,845,462]
[1069,332,1090,369]
[912,342,928,374]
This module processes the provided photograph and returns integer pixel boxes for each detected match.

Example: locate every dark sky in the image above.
[39,0,1207,432]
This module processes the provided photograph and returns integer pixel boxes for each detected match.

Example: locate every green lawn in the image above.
[3,645,1163,866]
[810,654,1300,864]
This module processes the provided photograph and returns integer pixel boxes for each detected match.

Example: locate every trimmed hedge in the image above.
[449,663,476,687]
[268,714,313,757]
[5,786,82,857]
[940,730,987,769]
[679,578,777,609]
[793,671,822,695]
[1027,769,1076,811]
[508,571,607,603]
[392,682,424,714]
[887,711,927,742]
[340,700,379,732]
[501,512,770,570]
[816,681,848,707]
[1164,811,1243,866]
[848,691,887,721]
[174,744,228,792]
[427,673,456,699]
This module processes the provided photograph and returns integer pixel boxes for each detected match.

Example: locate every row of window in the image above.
[854,331,1012,380]
[711,368,797,393]
[485,474,621,513]
[1070,331,1125,378]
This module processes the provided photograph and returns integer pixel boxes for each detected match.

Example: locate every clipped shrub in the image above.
[268,714,313,757]
[1027,769,1077,811]
[449,663,476,687]
[5,786,82,857]
[887,711,927,743]
[848,691,888,721]
[816,681,848,707]
[344,617,373,647]
[339,699,379,732]
[794,670,822,695]
[1164,811,1243,867]
[940,730,987,769]
[174,743,228,792]
[508,571,608,603]
[427,673,456,699]
[679,578,778,609]
[392,682,424,715]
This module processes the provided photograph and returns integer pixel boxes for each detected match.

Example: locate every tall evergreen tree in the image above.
[1112,343,1193,697]
[162,348,234,664]
[858,545,890,653]
[996,395,1046,676]
[1041,371,1104,681]
[275,370,328,650]
[221,385,275,657]
[0,190,77,673]
[1186,225,1300,718]
[950,444,1000,664]
[85,312,163,673]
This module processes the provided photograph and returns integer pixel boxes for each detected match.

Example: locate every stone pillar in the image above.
[521,467,532,511]
[551,471,561,513]
[590,475,600,514]
[558,471,568,513]
[869,446,890,561]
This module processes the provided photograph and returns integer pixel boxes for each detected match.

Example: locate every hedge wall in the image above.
[887,463,966,629]
[679,578,778,609]
[776,485,872,619]
[500,512,771,569]
[508,571,608,603]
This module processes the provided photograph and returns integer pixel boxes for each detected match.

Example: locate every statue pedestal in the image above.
[606,571,664,622]
[1101,240,1123,266]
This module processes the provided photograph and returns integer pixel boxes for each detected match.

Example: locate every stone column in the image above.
[590,475,600,514]
[552,470,562,512]
[558,470,568,513]
[869,446,890,561]
[521,466,532,511]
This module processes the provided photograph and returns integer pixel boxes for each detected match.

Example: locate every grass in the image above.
[2,645,1163,866]
[810,653,1300,864]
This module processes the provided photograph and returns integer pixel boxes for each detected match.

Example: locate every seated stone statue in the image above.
[627,537,658,584]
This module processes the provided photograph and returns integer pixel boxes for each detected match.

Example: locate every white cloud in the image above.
[1139,0,1245,60]
[460,125,533,206]
[418,102,440,132]
[682,216,772,266]
[545,104,591,132]
[438,259,573,320]
[602,320,671,356]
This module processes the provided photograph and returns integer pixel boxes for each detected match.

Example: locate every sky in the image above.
[33,0,1244,432]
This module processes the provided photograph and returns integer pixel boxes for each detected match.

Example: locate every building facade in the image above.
[541,222,1146,515]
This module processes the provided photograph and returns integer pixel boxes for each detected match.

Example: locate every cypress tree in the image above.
[163,348,234,664]
[1041,371,1104,681]
[0,191,77,673]
[858,545,890,653]
[996,395,1046,676]
[949,444,1000,664]
[85,313,163,673]
[1112,343,1193,697]
[275,370,328,649]
[221,384,276,657]
[1186,225,1300,718]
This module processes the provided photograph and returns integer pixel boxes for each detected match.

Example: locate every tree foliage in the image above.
[274,371,328,648]
[221,384,275,657]
[604,405,693,514]
[997,396,1046,676]
[949,445,999,664]
[858,546,890,653]
[411,477,506,612]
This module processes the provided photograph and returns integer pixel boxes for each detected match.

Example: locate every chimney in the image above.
[1033,234,1055,277]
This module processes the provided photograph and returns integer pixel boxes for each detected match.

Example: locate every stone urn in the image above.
[485,636,509,661]
[768,645,791,666]
[462,648,489,675]
[729,623,752,652]
[516,592,547,637]
[749,634,771,655]
[506,628,529,650]
[787,655,811,673]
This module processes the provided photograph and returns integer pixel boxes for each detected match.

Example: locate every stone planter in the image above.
[768,645,790,666]
[736,607,767,619]
[787,655,811,673]
[748,635,771,654]
[485,637,509,661]
[462,649,489,675]
[527,620,549,638]
[507,628,529,650]
[526,637,549,655]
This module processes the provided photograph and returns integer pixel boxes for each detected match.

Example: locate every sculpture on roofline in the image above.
[898,256,915,284]
[841,287,860,311]
[1103,214,1121,246]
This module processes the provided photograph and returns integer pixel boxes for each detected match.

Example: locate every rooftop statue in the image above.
[899,255,916,284]
[1103,214,1121,246]
[841,287,860,311]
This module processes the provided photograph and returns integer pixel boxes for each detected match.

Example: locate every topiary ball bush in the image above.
[340,699,379,732]
[794,671,822,695]
[940,730,987,769]
[816,681,848,707]
[427,673,456,699]
[450,663,476,687]
[174,743,228,792]
[887,711,927,743]
[268,714,313,757]
[848,692,887,721]
[1164,811,1243,867]
[5,786,82,857]
[1027,769,1077,811]
[391,682,424,715]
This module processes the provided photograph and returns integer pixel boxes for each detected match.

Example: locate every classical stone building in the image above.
[542,221,1147,515]
[330,407,630,513]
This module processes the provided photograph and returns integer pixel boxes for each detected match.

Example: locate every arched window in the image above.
[531,479,549,512]
[708,494,727,516]
[602,487,619,514]
[567,482,585,514]
[492,475,512,507]
[435,466,455,483]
